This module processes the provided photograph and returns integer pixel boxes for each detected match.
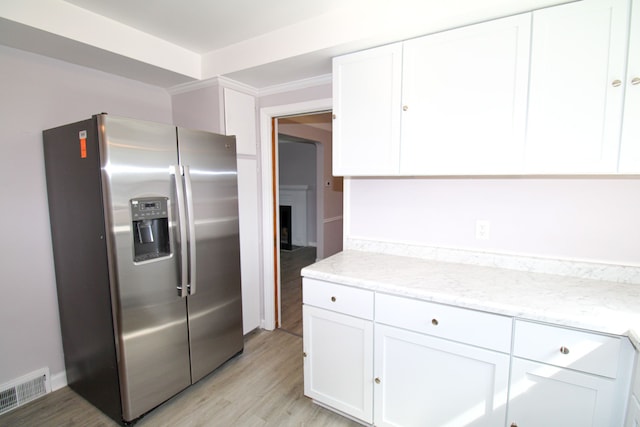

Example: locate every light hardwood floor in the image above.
[0,248,332,426]
[0,329,360,426]
[279,247,316,336]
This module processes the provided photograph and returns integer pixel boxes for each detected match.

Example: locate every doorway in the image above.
[258,99,334,332]
[277,132,321,335]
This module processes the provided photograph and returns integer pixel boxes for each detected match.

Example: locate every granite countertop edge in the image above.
[301,250,640,350]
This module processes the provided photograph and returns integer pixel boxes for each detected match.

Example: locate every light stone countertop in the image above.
[301,250,640,349]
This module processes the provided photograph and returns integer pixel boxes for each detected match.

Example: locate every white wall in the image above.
[0,45,173,388]
[277,116,343,258]
[347,177,640,265]
[278,140,317,244]
[171,84,224,133]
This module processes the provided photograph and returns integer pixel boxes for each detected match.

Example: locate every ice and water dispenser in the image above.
[130,197,170,262]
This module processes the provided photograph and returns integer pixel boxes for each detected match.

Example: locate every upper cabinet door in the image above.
[332,43,403,176]
[618,0,640,173]
[400,14,531,175]
[525,0,630,174]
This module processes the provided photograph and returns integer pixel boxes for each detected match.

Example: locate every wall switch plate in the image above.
[475,220,491,240]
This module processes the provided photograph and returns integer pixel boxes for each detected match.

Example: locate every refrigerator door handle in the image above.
[183,165,197,296]
[171,164,188,298]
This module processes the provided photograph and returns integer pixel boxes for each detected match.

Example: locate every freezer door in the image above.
[99,115,192,421]
[177,128,244,382]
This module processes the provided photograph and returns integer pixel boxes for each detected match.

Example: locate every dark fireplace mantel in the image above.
[280,205,292,250]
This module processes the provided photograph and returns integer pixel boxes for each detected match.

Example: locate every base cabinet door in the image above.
[507,357,618,427]
[302,305,374,423]
[625,352,640,427]
[373,324,510,427]
[627,396,640,427]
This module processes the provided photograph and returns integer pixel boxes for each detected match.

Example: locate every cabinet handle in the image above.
[402,105,408,111]
[632,77,640,86]
[612,79,622,87]
[431,318,439,326]
[560,346,570,355]
[331,296,336,302]
[375,377,381,384]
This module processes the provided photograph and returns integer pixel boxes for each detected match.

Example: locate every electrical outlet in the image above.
[475,220,490,240]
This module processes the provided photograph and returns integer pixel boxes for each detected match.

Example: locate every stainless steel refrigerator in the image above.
[43,114,244,424]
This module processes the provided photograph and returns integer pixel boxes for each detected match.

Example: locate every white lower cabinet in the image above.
[302,279,635,426]
[507,357,618,426]
[508,320,633,427]
[302,306,374,423]
[625,352,640,427]
[302,280,374,423]
[627,396,640,427]
[374,324,510,427]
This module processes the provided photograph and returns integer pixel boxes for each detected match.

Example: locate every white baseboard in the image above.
[50,371,67,391]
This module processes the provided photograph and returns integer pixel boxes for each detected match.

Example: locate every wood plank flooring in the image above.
[0,329,360,426]
[279,246,316,336]
[0,247,351,427]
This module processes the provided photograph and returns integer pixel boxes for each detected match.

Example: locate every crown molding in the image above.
[167,73,332,98]
[167,75,258,96]
[258,74,332,97]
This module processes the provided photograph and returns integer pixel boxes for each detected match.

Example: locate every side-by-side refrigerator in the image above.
[43,114,243,424]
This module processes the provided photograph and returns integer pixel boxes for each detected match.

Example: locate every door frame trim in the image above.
[259,98,332,330]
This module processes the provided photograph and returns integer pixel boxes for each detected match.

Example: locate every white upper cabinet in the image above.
[332,0,637,176]
[618,0,640,173]
[332,43,402,176]
[524,0,630,173]
[401,14,531,175]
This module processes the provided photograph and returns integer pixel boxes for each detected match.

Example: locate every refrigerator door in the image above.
[99,115,192,421]
[177,128,244,382]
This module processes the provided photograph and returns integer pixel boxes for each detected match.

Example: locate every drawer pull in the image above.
[431,318,439,326]
[330,296,336,302]
[560,346,570,355]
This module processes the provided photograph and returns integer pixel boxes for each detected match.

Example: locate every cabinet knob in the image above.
[632,77,640,86]
[402,105,408,111]
[612,79,622,87]
[331,296,336,302]
[303,352,307,357]
[375,377,381,384]
[510,423,518,427]
[560,346,570,355]
[431,318,439,326]
[332,113,336,119]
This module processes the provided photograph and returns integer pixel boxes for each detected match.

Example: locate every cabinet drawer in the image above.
[513,320,622,378]
[303,278,374,320]
[375,293,513,353]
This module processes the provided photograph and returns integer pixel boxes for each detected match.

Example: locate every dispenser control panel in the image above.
[130,197,170,262]
[131,198,168,220]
